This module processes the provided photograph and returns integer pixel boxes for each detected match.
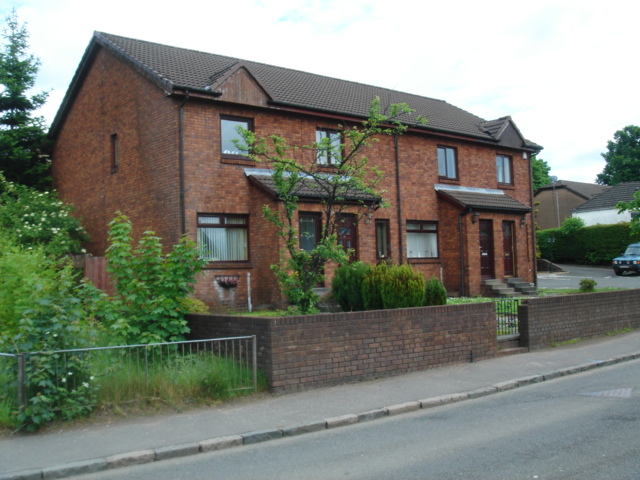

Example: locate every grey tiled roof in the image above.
[535,180,610,199]
[573,181,640,212]
[435,185,531,213]
[54,31,540,150]
[246,172,380,204]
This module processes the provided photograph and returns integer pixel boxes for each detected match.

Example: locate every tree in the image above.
[596,125,640,186]
[240,98,419,313]
[0,11,50,189]
[531,156,551,191]
[617,190,640,235]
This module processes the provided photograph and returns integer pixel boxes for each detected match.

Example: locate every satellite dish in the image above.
[550,176,558,183]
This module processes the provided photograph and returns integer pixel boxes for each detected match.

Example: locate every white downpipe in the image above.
[247,272,252,313]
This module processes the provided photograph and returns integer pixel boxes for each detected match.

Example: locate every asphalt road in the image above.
[73,360,640,480]
[537,263,640,290]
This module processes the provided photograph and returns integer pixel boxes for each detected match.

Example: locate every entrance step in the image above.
[506,278,538,296]
[481,279,518,297]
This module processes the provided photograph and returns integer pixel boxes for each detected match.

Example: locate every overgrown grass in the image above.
[0,350,266,432]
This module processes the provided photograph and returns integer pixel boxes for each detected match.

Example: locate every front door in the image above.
[502,221,515,277]
[479,219,494,279]
[337,214,357,262]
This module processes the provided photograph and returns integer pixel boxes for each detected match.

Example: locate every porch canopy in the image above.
[435,184,531,214]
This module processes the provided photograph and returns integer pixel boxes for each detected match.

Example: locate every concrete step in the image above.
[506,278,538,296]
[481,279,518,297]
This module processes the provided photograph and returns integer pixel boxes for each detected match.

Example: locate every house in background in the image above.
[572,181,640,226]
[534,180,610,230]
[49,32,542,310]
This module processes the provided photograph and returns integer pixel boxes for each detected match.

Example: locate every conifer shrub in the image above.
[362,262,390,310]
[424,276,447,306]
[331,261,371,311]
[380,264,425,309]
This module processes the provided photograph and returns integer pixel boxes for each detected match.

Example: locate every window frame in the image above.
[375,219,391,260]
[406,220,439,259]
[315,128,342,166]
[220,115,253,160]
[437,146,458,180]
[298,212,322,252]
[496,154,513,185]
[197,214,249,263]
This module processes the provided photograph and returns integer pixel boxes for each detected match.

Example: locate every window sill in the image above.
[221,157,256,166]
[407,258,440,264]
[203,261,253,270]
[437,177,459,184]
[497,183,515,190]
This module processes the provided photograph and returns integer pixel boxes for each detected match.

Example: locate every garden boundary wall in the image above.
[187,303,497,393]
[519,289,640,349]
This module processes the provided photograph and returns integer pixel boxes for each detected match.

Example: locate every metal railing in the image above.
[495,299,519,337]
[1,336,257,412]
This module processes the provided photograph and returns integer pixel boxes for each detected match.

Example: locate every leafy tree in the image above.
[0,173,88,257]
[240,98,419,313]
[0,11,50,189]
[531,156,551,191]
[596,125,640,186]
[617,190,640,235]
[83,212,207,344]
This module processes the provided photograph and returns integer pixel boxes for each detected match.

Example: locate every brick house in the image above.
[49,32,542,310]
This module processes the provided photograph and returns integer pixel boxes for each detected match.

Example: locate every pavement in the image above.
[2,330,640,480]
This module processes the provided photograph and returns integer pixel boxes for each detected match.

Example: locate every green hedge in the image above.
[537,223,640,264]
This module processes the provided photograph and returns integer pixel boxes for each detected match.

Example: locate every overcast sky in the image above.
[3,0,639,183]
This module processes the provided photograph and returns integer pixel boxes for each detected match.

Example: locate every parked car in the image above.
[612,242,640,276]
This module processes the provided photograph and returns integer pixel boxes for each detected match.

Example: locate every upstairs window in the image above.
[221,116,252,158]
[197,214,248,262]
[406,221,438,259]
[496,154,512,184]
[316,128,342,165]
[437,146,457,179]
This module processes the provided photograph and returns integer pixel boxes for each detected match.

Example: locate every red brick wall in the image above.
[519,290,640,349]
[52,49,183,254]
[187,302,497,392]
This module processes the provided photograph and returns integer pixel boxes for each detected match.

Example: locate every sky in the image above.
[3,0,639,183]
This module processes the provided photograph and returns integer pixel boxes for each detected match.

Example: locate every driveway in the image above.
[537,263,640,290]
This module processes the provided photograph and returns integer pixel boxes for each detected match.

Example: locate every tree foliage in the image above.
[0,11,49,189]
[82,213,206,344]
[596,125,640,186]
[0,173,88,257]
[240,98,419,313]
[617,189,640,235]
[531,156,551,191]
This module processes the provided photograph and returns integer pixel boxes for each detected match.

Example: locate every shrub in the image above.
[362,262,389,310]
[560,217,585,235]
[424,276,447,306]
[82,212,206,345]
[332,261,371,311]
[381,264,425,309]
[0,175,88,258]
[579,278,597,292]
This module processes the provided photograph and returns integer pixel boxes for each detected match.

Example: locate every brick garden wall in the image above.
[187,302,497,393]
[519,290,640,349]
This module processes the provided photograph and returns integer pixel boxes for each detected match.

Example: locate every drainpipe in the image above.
[394,134,404,264]
[459,209,471,297]
[178,91,190,235]
[528,153,537,287]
